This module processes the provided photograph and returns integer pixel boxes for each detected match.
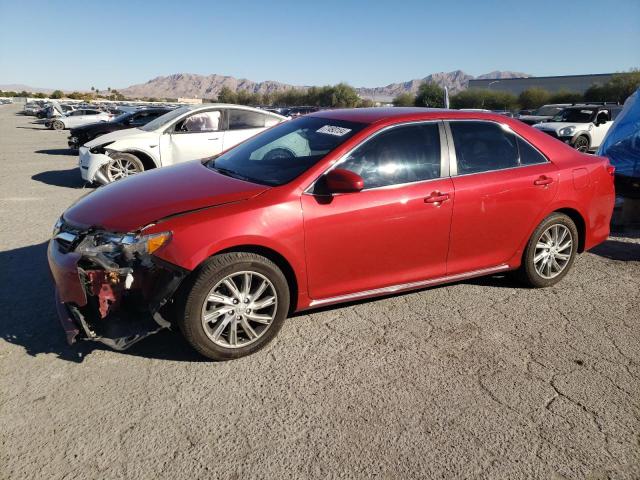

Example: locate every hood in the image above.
[533,122,580,132]
[85,127,148,147]
[70,120,118,135]
[63,161,270,232]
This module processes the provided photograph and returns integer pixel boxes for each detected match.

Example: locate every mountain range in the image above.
[1,70,531,101]
[118,70,531,102]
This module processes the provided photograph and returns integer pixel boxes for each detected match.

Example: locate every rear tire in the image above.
[177,252,289,360]
[517,213,579,288]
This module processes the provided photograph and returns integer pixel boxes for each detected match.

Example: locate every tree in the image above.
[217,86,237,103]
[393,92,415,107]
[548,90,583,104]
[414,82,445,108]
[329,83,360,108]
[518,88,551,110]
[584,70,640,104]
[50,90,64,99]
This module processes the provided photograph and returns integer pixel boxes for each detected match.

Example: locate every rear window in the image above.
[228,110,272,130]
[450,121,519,174]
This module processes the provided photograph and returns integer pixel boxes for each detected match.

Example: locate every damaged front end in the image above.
[48,219,187,350]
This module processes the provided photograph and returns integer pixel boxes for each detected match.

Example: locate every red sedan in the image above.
[49,108,615,359]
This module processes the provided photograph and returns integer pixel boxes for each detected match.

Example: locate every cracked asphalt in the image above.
[1,104,639,480]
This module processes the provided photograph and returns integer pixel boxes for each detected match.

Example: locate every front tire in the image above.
[52,120,64,130]
[103,152,144,183]
[572,135,590,152]
[177,252,290,360]
[517,213,579,288]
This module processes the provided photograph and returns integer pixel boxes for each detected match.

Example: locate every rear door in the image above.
[223,110,281,150]
[302,121,454,300]
[163,109,225,166]
[445,120,558,275]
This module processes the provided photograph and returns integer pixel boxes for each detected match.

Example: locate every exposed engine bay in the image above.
[50,219,187,350]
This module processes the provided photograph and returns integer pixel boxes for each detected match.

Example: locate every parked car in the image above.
[517,104,570,125]
[533,104,623,152]
[68,107,173,149]
[49,108,615,360]
[47,109,112,130]
[79,104,286,184]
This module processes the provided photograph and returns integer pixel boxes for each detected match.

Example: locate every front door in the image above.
[302,122,454,300]
[163,109,224,166]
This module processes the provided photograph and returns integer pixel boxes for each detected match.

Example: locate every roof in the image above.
[310,107,514,125]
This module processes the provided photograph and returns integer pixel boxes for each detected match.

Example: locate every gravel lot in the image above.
[1,104,639,480]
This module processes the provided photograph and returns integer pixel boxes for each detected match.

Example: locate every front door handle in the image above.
[208,137,220,141]
[534,175,553,186]
[424,191,450,204]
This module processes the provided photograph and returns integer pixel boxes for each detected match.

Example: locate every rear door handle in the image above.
[208,137,219,141]
[534,176,553,186]
[424,192,450,204]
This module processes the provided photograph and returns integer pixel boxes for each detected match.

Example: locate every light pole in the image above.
[482,80,500,109]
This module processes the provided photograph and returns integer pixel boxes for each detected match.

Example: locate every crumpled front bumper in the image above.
[48,236,187,351]
[79,146,110,185]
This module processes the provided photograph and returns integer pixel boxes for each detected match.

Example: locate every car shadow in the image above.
[31,168,91,189]
[0,242,206,363]
[589,238,640,262]
[15,125,48,130]
[35,148,75,156]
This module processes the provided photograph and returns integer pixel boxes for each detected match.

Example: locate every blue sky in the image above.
[0,0,638,90]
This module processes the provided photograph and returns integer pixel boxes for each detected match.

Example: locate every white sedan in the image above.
[49,109,112,130]
[79,104,286,184]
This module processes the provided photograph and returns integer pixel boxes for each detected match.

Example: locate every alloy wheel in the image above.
[105,157,142,182]
[200,271,278,348]
[574,137,589,152]
[533,224,573,279]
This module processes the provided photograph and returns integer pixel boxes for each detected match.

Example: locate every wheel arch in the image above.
[553,207,586,252]
[192,244,299,313]
[122,149,159,171]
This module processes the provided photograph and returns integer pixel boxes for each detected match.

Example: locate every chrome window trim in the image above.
[304,120,449,195]
[443,119,550,178]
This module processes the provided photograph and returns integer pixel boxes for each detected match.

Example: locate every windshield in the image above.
[208,116,367,186]
[551,108,597,123]
[534,106,564,116]
[140,106,190,131]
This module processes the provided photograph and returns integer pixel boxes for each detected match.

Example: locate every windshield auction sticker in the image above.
[317,125,352,136]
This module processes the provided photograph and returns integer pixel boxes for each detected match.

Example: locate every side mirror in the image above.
[595,114,608,126]
[325,168,364,194]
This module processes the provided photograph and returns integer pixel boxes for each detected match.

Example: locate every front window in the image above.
[551,108,597,123]
[534,106,564,116]
[140,106,190,131]
[208,116,366,186]
[338,123,442,189]
[174,111,222,132]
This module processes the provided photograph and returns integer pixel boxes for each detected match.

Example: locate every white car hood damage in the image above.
[85,127,151,148]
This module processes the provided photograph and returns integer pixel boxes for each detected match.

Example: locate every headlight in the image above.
[85,231,172,256]
[89,141,114,155]
[52,217,63,236]
[559,126,576,136]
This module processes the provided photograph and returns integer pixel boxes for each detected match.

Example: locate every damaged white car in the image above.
[79,104,286,184]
